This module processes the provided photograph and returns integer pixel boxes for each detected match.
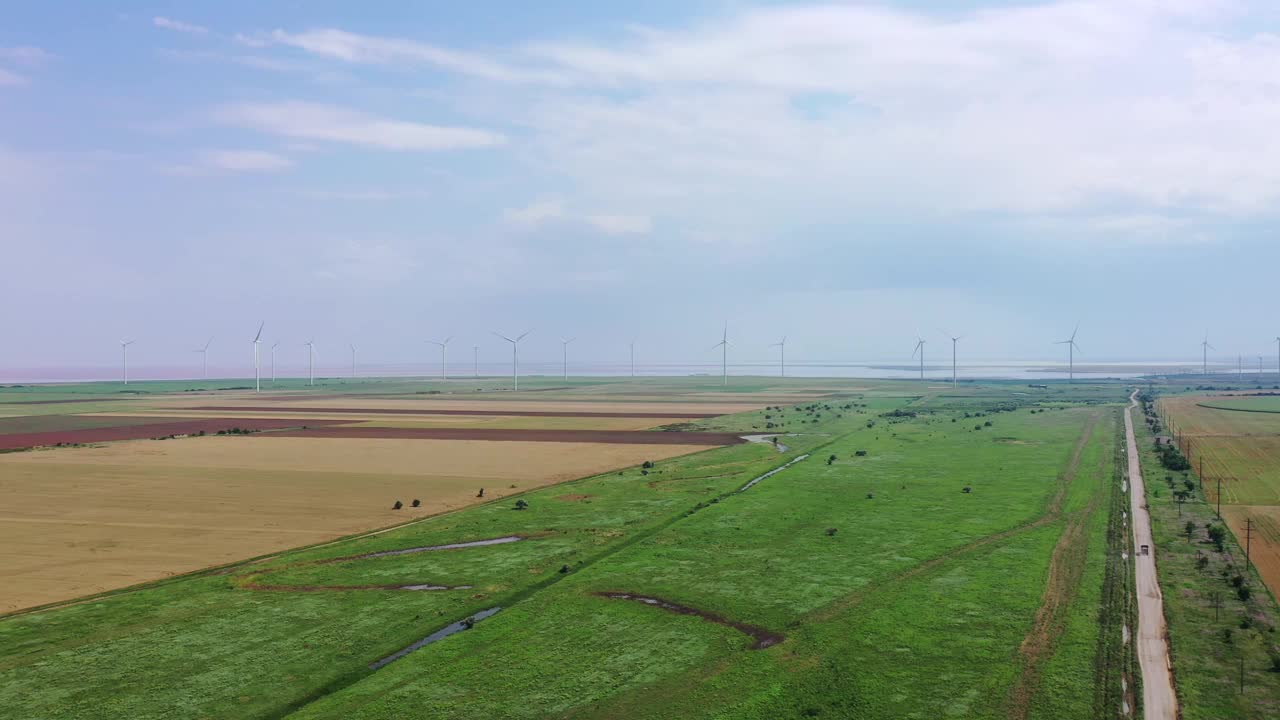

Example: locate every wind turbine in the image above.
[911,334,926,381]
[473,345,480,378]
[941,330,963,388]
[493,330,531,390]
[1273,336,1279,377]
[194,337,212,379]
[770,337,787,378]
[559,337,574,380]
[1239,354,1244,380]
[304,341,315,386]
[1055,323,1081,382]
[629,339,636,378]
[1260,355,1265,375]
[350,344,358,379]
[712,323,730,386]
[270,342,279,383]
[120,339,135,385]
[1201,334,1214,375]
[252,322,264,393]
[428,337,453,380]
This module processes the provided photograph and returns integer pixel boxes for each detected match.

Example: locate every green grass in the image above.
[0,379,1137,719]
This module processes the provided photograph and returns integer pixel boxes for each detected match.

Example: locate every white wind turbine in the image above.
[712,323,730,387]
[560,337,575,380]
[429,337,453,380]
[629,339,636,378]
[304,341,316,386]
[194,337,212,380]
[473,345,480,378]
[350,344,358,379]
[270,342,279,383]
[1275,336,1280,377]
[1201,334,1214,375]
[252,322,264,393]
[770,337,787,378]
[1055,323,1081,383]
[911,334,926,381]
[493,330,531,390]
[120,339,135,385]
[941,329,963,388]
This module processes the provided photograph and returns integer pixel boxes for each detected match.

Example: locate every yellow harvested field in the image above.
[81,411,684,430]
[0,436,714,612]
[188,398,768,415]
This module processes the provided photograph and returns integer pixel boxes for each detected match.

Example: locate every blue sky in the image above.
[4,1,1280,376]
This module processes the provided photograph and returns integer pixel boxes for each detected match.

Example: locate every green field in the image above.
[0,378,1140,718]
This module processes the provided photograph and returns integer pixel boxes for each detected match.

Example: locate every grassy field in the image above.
[0,376,1142,719]
[1133,391,1280,719]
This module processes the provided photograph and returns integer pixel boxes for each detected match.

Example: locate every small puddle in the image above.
[359,536,523,560]
[595,592,783,649]
[738,454,810,493]
[369,607,501,670]
[740,434,790,453]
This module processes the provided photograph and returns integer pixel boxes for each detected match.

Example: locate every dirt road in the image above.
[1125,391,1178,720]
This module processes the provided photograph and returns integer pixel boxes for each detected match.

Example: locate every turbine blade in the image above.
[492,331,515,343]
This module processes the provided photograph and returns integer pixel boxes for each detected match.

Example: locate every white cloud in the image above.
[260,3,1280,238]
[269,28,567,84]
[502,200,650,236]
[0,68,26,86]
[502,199,564,228]
[215,101,506,151]
[198,149,292,172]
[586,214,651,236]
[153,17,209,35]
[0,46,52,64]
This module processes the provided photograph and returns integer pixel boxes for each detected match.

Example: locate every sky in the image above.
[4,0,1280,377]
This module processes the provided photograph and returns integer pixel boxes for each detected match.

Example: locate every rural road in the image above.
[1125,390,1178,720]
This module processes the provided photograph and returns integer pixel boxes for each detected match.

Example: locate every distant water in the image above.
[0,360,1251,384]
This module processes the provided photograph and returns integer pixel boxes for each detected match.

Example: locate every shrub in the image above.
[855,450,868,457]
[1222,628,1234,644]
[392,500,403,510]
[825,527,838,537]
[514,499,529,511]
[1208,525,1227,552]
[1238,585,1252,602]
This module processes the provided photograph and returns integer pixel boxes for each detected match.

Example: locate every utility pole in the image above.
[1210,590,1222,621]
[1240,654,1245,695]
[1245,518,1254,573]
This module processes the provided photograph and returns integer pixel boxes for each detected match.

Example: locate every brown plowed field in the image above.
[0,417,346,450]
[269,426,745,446]
[192,405,716,419]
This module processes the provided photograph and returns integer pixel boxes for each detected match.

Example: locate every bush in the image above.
[411,499,421,508]
[825,527,838,537]
[1208,525,1227,552]
[514,499,529,511]
[1238,585,1252,602]
[1222,628,1234,644]
[392,500,403,510]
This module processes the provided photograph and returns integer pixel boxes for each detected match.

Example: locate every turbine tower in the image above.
[1201,334,1214,375]
[270,342,279,383]
[304,341,315,386]
[1275,336,1280,377]
[120,339,135,385]
[559,337,574,380]
[629,339,636,378]
[350,344,358,379]
[194,337,212,380]
[712,323,730,386]
[770,337,787,378]
[942,330,963,388]
[473,345,479,378]
[252,322,264,393]
[911,335,926,381]
[493,330,531,391]
[1055,323,1081,383]
[429,337,453,380]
